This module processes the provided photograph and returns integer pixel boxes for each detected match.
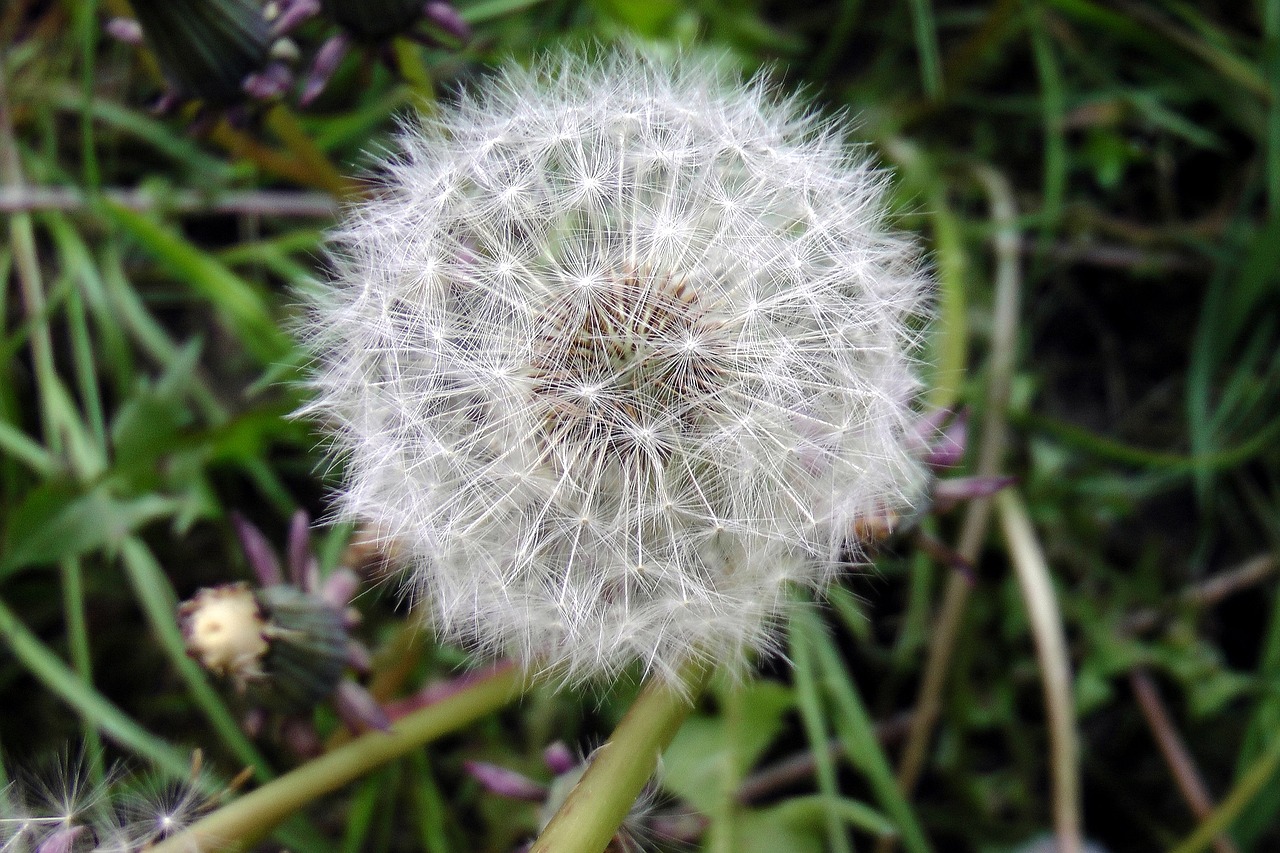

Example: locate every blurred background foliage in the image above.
[1,0,1278,851]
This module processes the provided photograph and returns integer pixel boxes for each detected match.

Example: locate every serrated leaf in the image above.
[1,486,179,575]
[110,341,203,470]
[662,679,794,815]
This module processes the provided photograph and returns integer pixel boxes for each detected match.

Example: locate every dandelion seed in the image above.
[300,47,930,685]
[0,750,230,853]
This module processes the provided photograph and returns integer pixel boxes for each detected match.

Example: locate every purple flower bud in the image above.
[287,509,313,587]
[301,33,351,106]
[464,761,548,802]
[543,741,576,775]
[105,17,144,45]
[334,679,391,732]
[932,475,1017,513]
[232,513,284,587]
[422,1,470,40]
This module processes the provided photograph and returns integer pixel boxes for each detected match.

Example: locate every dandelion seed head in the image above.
[0,751,220,853]
[301,47,930,685]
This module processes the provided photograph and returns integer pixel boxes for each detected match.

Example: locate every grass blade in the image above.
[793,605,933,853]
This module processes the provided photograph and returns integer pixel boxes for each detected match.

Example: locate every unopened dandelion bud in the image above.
[126,0,292,107]
[179,582,348,713]
[301,48,930,686]
[254,585,350,711]
[287,0,468,104]
[184,512,385,740]
[178,583,268,681]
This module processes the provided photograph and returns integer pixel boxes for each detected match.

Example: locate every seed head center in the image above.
[529,270,727,467]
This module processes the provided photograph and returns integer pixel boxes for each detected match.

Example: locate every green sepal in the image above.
[131,0,272,103]
[251,585,349,713]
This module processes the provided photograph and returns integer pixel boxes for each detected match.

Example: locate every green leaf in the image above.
[1,484,178,575]
[105,204,291,362]
[662,679,793,815]
[728,797,897,853]
[733,803,825,853]
[109,341,202,470]
[663,717,733,815]
[792,605,934,853]
[729,679,794,774]
[592,0,681,36]
[766,795,897,840]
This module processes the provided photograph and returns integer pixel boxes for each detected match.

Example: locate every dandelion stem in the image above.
[530,665,708,853]
[148,663,525,853]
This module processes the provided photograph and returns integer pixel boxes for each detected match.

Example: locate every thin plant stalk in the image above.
[1130,670,1240,853]
[997,490,1082,853]
[60,556,105,785]
[1170,730,1280,853]
[0,64,61,455]
[149,664,525,853]
[886,164,1021,841]
[0,185,338,216]
[530,666,709,853]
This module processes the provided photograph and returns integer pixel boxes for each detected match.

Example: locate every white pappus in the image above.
[300,47,931,686]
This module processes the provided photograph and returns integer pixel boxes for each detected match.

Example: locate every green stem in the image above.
[1170,730,1280,853]
[392,38,437,108]
[530,666,707,853]
[0,64,63,459]
[0,596,193,778]
[60,555,105,785]
[149,664,525,853]
[263,107,356,199]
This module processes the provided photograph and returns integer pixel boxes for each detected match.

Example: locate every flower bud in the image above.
[179,582,347,713]
[126,0,290,106]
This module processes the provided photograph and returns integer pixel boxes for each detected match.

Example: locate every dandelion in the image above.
[300,47,930,686]
[0,751,235,853]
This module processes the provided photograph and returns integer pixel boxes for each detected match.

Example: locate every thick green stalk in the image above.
[530,665,707,853]
[149,664,524,853]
